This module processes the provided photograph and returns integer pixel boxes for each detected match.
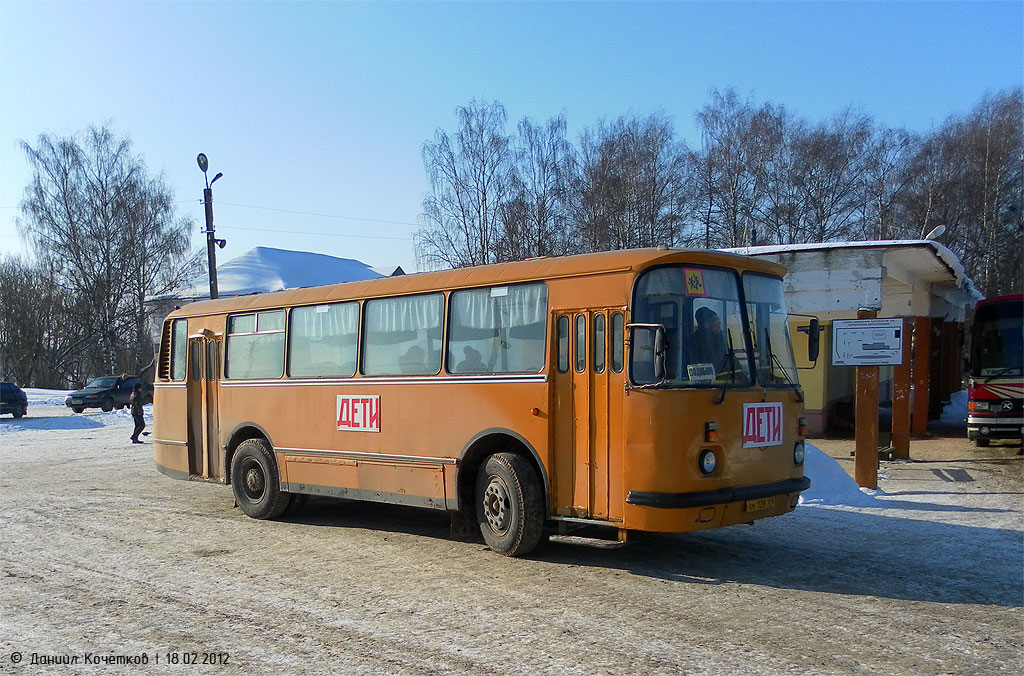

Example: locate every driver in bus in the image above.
[692,307,727,372]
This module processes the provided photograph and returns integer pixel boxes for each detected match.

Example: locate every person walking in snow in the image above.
[129,383,146,444]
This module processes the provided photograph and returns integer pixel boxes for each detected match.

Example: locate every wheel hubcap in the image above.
[243,463,266,500]
[482,476,512,534]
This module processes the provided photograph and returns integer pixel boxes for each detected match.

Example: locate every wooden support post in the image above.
[891,317,912,460]
[911,316,931,435]
[928,318,943,420]
[855,308,879,489]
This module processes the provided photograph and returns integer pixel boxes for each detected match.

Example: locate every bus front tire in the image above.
[975,437,990,447]
[231,438,292,520]
[475,452,543,557]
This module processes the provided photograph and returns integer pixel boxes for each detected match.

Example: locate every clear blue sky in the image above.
[1,1,1021,274]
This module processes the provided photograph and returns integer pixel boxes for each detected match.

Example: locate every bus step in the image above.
[549,534,630,549]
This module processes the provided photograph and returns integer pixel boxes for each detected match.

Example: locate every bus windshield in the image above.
[971,298,1024,378]
[744,273,799,387]
[631,265,753,387]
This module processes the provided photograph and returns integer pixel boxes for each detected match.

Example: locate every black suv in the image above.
[65,375,153,413]
[1,381,28,418]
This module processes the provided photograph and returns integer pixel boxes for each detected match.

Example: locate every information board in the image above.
[831,318,905,366]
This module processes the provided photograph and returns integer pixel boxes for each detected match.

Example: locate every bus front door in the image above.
[185,334,222,479]
[555,310,624,521]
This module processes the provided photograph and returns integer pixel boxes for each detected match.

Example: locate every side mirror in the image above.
[654,326,667,381]
[807,318,820,363]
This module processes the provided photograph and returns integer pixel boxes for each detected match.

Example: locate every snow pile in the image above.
[24,388,71,407]
[799,443,883,507]
[172,247,385,299]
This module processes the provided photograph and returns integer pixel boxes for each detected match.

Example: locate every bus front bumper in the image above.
[626,476,811,509]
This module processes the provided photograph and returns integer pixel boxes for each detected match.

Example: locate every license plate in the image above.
[745,496,776,513]
[70,399,82,405]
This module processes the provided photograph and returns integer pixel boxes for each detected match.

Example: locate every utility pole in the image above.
[197,153,225,299]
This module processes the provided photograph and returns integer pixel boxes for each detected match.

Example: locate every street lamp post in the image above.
[197,153,225,299]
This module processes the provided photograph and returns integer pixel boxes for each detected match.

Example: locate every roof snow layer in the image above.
[722,239,983,301]
[178,247,384,299]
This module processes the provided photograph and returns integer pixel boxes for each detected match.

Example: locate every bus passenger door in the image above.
[553,310,621,521]
[186,333,221,478]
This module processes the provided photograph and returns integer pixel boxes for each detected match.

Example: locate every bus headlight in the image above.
[699,449,717,475]
[973,401,990,411]
[793,442,805,465]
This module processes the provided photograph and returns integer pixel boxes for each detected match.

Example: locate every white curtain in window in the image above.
[367,294,442,332]
[452,284,547,329]
[293,303,358,338]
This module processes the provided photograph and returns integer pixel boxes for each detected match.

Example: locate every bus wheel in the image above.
[975,437,990,447]
[475,452,543,557]
[231,438,291,520]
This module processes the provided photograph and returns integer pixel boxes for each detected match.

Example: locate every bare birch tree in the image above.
[569,113,693,252]
[499,114,574,260]
[16,125,198,382]
[418,101,512,268]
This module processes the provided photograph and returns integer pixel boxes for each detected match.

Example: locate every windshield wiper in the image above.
[713,329,739,405]
[764,332,803,402]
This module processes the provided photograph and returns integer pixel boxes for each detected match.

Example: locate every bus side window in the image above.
[170,319,187,381]
[611,312,624,373]
[557,315,569,372]
[363,293,443,376]
[575,315,586,373]
[593,313,606,374]
[447,283,547,374]
[289,302,359,378]
[224,310,286,380]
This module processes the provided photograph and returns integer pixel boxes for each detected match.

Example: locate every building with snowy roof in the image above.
[169,247,403,302]
[724,239,981,444]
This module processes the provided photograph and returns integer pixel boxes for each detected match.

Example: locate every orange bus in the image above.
[154,248,817,556]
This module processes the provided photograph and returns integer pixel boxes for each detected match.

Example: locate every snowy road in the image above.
[1,392,1021,675]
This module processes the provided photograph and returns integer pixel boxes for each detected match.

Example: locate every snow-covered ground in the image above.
[0,388,153,436]
[1,389,1020,675]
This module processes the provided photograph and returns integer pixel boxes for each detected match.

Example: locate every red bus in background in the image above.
[967,294,1024,446]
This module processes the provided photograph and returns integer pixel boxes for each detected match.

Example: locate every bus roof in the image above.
[977,294,1024,306]
[167,247,787,319]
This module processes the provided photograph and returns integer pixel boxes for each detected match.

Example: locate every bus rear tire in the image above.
[231,438,292,520]
[475,452,543,557]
